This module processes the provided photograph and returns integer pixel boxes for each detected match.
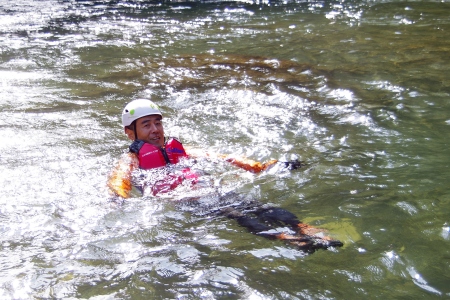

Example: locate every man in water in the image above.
[108,99,343,253]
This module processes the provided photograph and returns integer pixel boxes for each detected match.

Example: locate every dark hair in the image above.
[125,121,136,131]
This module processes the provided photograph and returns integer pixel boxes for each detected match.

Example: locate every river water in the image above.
[1,0,449,299]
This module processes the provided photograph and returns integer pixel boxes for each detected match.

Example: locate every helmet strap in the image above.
[130,121,138,141]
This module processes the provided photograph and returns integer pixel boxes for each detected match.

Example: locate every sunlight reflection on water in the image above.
[1,0,449,298]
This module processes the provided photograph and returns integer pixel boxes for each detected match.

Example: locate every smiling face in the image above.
[124,114,165,148]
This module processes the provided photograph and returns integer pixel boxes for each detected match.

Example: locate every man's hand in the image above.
[279,159,306,170]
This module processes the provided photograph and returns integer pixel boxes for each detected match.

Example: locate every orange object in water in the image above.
[107,153,139,198]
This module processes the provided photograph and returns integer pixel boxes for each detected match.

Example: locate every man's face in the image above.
[130,115,165,148]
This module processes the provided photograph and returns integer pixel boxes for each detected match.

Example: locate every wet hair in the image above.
[125,121,136,132]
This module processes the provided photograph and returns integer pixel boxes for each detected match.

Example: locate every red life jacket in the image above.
[129,137,188,169]
[129,138,198,195]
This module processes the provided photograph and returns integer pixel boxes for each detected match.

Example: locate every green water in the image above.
[0,0,449,298]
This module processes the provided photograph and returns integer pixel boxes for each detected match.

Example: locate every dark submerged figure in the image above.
[172,190,343,254]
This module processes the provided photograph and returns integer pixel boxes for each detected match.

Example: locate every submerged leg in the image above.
[295,223,344,249]
[222,207,311,241]
[255,207,301,227]
[256,207,343,250]
[220,204,343,253]
[236,216,273,234]
[221,207,270,233]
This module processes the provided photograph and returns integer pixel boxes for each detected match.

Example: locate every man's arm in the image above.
[219,155,278,173]
[185,147,278,173]
[107,152,139,198]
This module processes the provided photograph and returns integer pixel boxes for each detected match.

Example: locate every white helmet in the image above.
[121,99,162,127]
